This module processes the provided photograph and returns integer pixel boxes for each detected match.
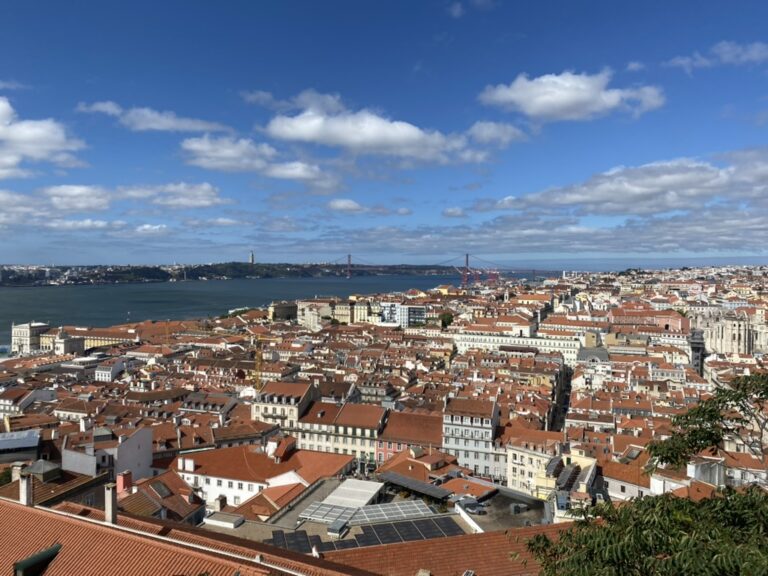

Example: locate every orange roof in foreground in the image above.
[0,498,265,576]
[39,500,368,576]
[327,523,570,576]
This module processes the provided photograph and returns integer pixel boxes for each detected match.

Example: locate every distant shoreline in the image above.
[0,271,470,289]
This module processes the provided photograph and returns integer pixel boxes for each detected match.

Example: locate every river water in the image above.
[0,275,462,346]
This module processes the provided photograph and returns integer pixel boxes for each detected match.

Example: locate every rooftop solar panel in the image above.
[434,516,464,536]
[393,521,424,542]
[413,518,443,538]
[349,500,434,525]
[379,471,452,500]
[355,534,380,547]
[308,535,323,547]
[372,523,401,544]
[333,539,359,550]
[271,530,287,548]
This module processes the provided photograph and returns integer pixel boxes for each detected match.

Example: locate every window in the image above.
[234,496,240,505]
[216,480,222,487]
[620,485,626,493]
[248,484,254,491]
[237,482,243,490]
[204,478,210,485]
[228,481,233,489]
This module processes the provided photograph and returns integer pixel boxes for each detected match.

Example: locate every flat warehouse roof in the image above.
[322,478,384,508]
[0,429,40,450]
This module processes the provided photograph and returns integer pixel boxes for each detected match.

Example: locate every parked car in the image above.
[465,504,487,515]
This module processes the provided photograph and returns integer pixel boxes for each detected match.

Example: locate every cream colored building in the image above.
[296,401,386,470]
[251,381,316,435]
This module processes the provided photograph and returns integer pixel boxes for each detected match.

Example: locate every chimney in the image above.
[19,473,33,506]
[11,462,25,482]
[116,470,132,494]
[105,483,117,524]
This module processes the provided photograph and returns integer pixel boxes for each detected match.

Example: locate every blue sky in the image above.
[1,0,768,267]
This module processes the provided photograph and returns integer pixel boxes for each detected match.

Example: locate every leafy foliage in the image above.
[439,311,454,328]
[0,467,11,486]
[528,486,768,576]
[648,373,768,468]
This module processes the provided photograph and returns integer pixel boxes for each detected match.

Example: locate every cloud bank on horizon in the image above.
[1,0,768,265]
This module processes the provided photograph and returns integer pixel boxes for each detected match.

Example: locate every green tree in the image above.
[647,373,768,469]
[0,467,11,486]
[439,312,454,329]
[528,486,768,576]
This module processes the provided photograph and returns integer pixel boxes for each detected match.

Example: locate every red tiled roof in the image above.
[335,403,386,429]
[379,411,442,446]
[327,523,570,576]
[172,445,353,485]
[445,396,495,418]
[0,498,264,576]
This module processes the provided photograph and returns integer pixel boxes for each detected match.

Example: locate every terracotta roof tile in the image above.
[327,523,570,576]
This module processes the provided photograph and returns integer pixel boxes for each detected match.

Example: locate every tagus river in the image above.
[0,275,461,347]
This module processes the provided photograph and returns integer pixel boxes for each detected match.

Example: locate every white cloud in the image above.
[181,135,276,171]
[134,224,167,235]
[263,161,323,181]
[186,217,242,227]
[241,88,345,115]
[626,61,645,72]
[77,101,229,132]
[325,200,411,217]
[524,159,727,215]
[478,69,665,121]
[240,90,289,110]
[0,80,28,90]
[483,148,768,217]
[712,40,768,65]
[328,198,366,213]
[266,90,477,163]
[180,134,335,187]
[76,101,123,116]
[45,218,117,230]
[43,185,110,212]
[665,41,768,73]
[0,97,84,179]
[443,207,467,218]
[467,121,525,146]
[120,182,229,209]
[448,2,464,18]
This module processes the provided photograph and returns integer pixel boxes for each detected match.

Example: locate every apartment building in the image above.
[251,381,317,435]
[442,397,500,476]
[296,401,386,471]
